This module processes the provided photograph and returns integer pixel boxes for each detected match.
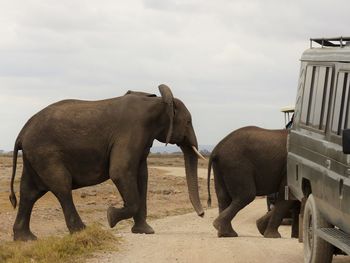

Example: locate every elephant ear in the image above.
[158,84,174,145]
[125,90,157,97]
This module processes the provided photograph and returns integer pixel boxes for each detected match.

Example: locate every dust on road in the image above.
[88,166,350,263]
[0,157,213,242]
[2,157,349,263]
[150,166,208,179]
[88,198,303,263]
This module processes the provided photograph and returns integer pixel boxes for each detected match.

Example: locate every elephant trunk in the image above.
[180,144,205,217]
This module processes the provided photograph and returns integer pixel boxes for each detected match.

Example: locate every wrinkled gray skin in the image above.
[207,126,298,238]
[9,84,204,241]
[256,199,300,238]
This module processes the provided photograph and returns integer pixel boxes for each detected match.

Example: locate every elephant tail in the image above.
[207,155,213,208]
[9,138,21,209]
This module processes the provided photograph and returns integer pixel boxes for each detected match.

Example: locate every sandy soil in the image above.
[88,162,350,263]
[88,198,304,263]
[150,166,208,179]
[1,155,349,262]
[0,155,212,242]
[88,199,350,263]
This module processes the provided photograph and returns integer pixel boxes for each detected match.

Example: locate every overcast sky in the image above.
[0,0,349,150]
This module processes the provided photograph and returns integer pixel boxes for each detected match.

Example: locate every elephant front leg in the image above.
[107,170,140,228]
[131,160,154,234]
[107,147,153,233]
[107,143,154,233]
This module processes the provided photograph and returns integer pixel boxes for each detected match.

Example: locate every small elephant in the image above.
[207,126,296,238]
[9,84,205,241]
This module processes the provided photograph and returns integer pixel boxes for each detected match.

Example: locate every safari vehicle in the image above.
[281,105,295,128]
[286,37,350,263]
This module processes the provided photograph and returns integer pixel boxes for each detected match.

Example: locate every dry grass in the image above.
[0,224,119,263]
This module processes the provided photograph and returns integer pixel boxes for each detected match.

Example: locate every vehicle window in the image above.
[301,65,332,131]
[320,67,332,130]
[332,72,350,135]
[308,67,319,126]
[301,66,314,123]
[346,82,350,129]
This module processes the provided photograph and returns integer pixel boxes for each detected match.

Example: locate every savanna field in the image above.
[0,154,212,262]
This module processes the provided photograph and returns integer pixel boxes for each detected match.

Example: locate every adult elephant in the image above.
[207,126,298,238]
[9,84,205,241]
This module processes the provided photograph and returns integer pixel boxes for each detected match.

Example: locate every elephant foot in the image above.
[263,230,281,238]
[213,218,238,238]
[107,206,123,228]
[217,230,238,238]
[13,230,37,241]
[256,214,269,236]
[131,222,155,234]
[68,222,86,234]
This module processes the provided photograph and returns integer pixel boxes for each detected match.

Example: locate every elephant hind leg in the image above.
[13,164,47,241]
[256,210,272,236]
[213,166,232,214]
[263,200,295,238]
[212,166,236,237]
[55,191,86,233]
[213,168,256,238]
[213,200,238,237]
[35,159,85,234]
[213,195,255,237]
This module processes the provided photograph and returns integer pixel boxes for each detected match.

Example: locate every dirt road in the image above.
[150,166,208,179]
[2,158,349,263]
[88,167,350,263]
[88,198,303,263]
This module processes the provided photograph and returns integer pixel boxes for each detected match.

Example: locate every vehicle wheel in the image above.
[303,194,333,263]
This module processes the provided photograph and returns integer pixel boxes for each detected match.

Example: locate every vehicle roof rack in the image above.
[310,37,350,48]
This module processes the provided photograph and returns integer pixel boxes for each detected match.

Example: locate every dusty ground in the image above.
[88,199,303,263]
[87,161,350,263]
[0,155,213,242]
[147,153,208,168]
[1,154,349,262]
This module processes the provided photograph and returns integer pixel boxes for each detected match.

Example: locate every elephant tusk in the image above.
[192,146,207,161]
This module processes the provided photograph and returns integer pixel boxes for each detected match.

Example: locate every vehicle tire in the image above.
[303,194,333,263]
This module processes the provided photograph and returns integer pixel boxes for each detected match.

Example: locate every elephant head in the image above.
[157,84,205,217]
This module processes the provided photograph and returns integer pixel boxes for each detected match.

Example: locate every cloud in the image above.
[0,0,348,150]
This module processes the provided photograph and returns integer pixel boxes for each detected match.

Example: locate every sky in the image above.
[0,0,349,151]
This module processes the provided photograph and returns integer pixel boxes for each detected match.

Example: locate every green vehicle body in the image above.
[287,37,350,255]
